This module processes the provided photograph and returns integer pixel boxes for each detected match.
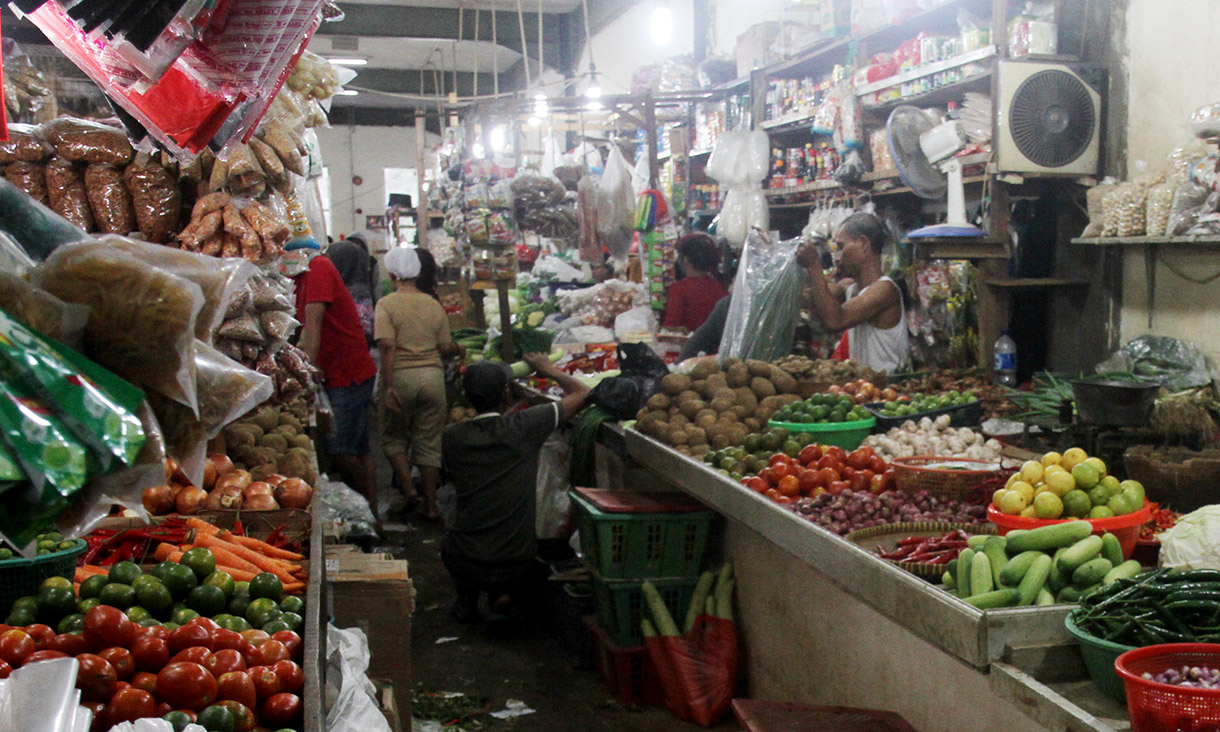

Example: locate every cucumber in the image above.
[1101,532,1124,567]
[999,551,1043,586]
[971,552,994,596]
[967,535,989,549]
[1057,585,1085,603]
[1047,548,1067,592]
[1036,587,1056,606]
[1072,557,1114,589]
[943,571,956,590]
[1103,559,1143,586]
[1003,530,1029,553]
[1017,554,1053,606]
[1057,535,1104,575]
[956,548,975,599]
[982,537,1008,587]
[1005,521,1093,553]
[964,588,1021,609]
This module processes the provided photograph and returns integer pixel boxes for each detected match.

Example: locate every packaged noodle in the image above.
[0,308,144,473]
[32,242,203,414]
[0,271,89,345]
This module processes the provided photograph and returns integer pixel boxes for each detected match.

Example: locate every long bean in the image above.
[1071,569,1220,647]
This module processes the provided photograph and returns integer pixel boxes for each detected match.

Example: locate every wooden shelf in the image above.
[764,178,847,198]
[855,46,998,96]
[872,175,988,197]
[984,278,1091,288]
[1070,236,1220,246]
[906,237,1009,260]
[861,71,994,115]
[863,152,992,182]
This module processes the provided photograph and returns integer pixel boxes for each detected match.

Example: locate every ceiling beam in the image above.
[325,106,443,133]
[317,4,559,58]
[347,67,505,97]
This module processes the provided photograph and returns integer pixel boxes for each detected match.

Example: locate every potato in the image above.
[733,387,758,409]
[661,373,691,396]
[686,426,708,446]
[671,414,690,429]
[726,363,750,388]
[710,433,731,449]
[705,373,729,393]
[731,404,752,420]
[743,417,762,432]
[692,379,710,398]
[751,377,777,399]
[676,390,701,405]
[746,359,772,378]
[668,429,689,447]
[709,397,734,414]
[647,393,671,411]
[695,410,718,429]
[258,433,288,453]
[680,399,707,420]
[690,359,719,380]
[772,371,797,394]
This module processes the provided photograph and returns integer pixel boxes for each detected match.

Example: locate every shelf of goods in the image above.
[765,152,992,204]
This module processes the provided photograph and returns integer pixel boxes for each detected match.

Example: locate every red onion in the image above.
[274,478,313,509]
[142,485,176,515]
[174,486,207,515]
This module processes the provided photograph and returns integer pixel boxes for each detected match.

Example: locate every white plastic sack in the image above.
[744,131,771,185]
[705,130,747,187]
[718,188,749,247]
[533,255,586,282]
[596,146,636,258]
[536,432,574,539]
[743,188,771,236]
[107,721,207,732]
[614,306,658,339]
[325,625,393,732]
[553,325,616,344]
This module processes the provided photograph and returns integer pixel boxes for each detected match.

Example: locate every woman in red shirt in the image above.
[663,234,729,331]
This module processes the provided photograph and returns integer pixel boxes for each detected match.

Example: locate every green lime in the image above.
[108,561,143,586]
[38,586,78,621]
[77,598,101,614]
[245,597,280,627]
[1107,493,1137,517]
[0,548,13,560]
[98,583,136,609]
[1088,505,1115,519]
[180,548,217,582]
[57,540,75,552]
[163,711,193,732]
[277,611,303,632]
[57,613,84,634]
[227,593,252,618]
[782,440,801,458]
[1120,479,1146,506]
[79,575,108,600]
[1062,490,1092,519]
[40,576,73,592]
[261,619,291,634]
[125,606,151,623]
[171,606,200,625]
[233,581,249,596]
[135,577,173,612]
[203,570,236,599]
[158,563,198,601]
[12,596,36,614]
[137,617,160,628]
[161,622,180,631]
[187,585,227,616]
[279,596,304,615]
[37,540,57,553]
[196,705,235,732]
[5,608,35,626]
[218,616,251,633]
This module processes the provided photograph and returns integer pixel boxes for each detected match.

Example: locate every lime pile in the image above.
[877,391,977,418]
[772,394,871,424]
[991,447,1145,520]
[704,427,824,480]
[0,532,79,559]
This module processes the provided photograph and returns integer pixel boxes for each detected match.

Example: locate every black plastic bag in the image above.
[588,343,669,420]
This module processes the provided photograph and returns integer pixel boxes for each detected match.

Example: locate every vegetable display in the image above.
[863,416,1002,462]
[0,532,78,560]
[1142,666,1220,689]
[1140,506,1180,543]
[991,448,1145,520]
[1072,568,1220,645]
[1158,505,1220,571]
[726,443,893,502]
[826,379,898,405]
[794,489,987,536]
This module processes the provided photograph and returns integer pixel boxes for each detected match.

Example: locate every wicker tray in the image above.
[846,522,995,579]
[891,456,1013,498]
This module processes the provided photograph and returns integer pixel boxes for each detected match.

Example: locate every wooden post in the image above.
[496,279,514,360]
[644,94,659,189]
[471,290,487,330]
[415,110,429,246]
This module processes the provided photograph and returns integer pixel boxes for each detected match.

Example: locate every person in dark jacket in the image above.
[327,232,379,345]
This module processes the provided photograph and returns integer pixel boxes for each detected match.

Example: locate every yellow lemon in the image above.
[1011,480,1035,503]
[1071,463,1101,490]
[1043,464,1067,478]
[993,488,1009,508]
[1034,491,1064,519]
[1020,505,1039,518]
[1020,460,1045,484]
[999,490,1028,514]
[1005,473,1021,489]
[1084,456,1107,476]
[1046,470,1076,496]
[1041,451,1063,466]
[1062,447,1088,470]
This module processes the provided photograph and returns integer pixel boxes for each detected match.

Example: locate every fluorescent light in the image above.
[585,100,603,112]
[651,3,673,46]
[327,57,368,66]
[586,84,601,99]
[489,125,506,153]
[528,116,541,127]
[535,93,547,101]
[471,143,486,159]
[335,89,359,96]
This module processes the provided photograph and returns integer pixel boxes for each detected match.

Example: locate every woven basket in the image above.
[892,456,1012,499]
[846,522,996,579]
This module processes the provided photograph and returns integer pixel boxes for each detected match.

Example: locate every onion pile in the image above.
[792,488,988,535]
[863,415,1003,461]
[141,454,314,515]
[1144,666,1220,689]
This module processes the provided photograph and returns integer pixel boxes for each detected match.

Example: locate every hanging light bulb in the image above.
[471,142,486,159]
[585,74,602,100]
[585,100,603,112]
[528,116,541,127]
[651,1,673,46]
[489,125,507,153]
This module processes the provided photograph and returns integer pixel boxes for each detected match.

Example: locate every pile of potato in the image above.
[634,358,805,457]
[222,404,318,484]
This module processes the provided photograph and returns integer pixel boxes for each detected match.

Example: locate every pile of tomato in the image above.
[739,444,895,505]
[0,605,304,732]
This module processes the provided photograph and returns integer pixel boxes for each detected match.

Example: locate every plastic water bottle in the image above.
[994,331,1017,387]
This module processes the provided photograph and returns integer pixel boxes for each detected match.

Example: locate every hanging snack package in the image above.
[45,157,95,231]
[32,242,203,415]
[0,271,89,346]
[123,153,182,244]
[102,235,258,341]
[0,307,145,473]
[41,117,134,165]
[0,123,50,163]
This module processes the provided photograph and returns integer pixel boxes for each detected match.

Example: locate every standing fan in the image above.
[887,105,985,238]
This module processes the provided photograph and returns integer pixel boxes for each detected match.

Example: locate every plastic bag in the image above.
[834,150,867,186]
[84,163,135,234]
[596,146,636,258]
[704,131,745,187]
[33,242,203,414]
[1080,182,1117,238]
[124,154,182,244]
[644,616,739,727]
[44,158,94,231]
[325,625,394,732]
[5,161,49,205]
[319,475,378,540]
[719,231,803,362]
[1096,335,1214,392]
[1146,182,1175,237]
[536,432,574,539]
[0,271,89,346]
[614,306,658,339]
[41,117,134,165]
[1102,182,1146,237]
[1168,182,1212,235]
[588,342,670,420]
[717,189,749,247]
[0,232,38,277]
[0,123,49,163]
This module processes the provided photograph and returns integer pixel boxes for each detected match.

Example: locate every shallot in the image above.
[792,489,988,536]
[1144,665,1220,689]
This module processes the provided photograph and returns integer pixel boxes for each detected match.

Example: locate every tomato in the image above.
[744,476,767,494]
[132,671,158,695]
[849,473,870,493]
[271,661,303,694]
[174,647,221,678]
[82,700,107,732]
[137,625,171,642]
[248,666,281,700]
[261,693,301,728]
[0,660,10,679]
[825,446,847,463]
[217,670,257,709]
[211,629,248,654]
[776,474,800,497]
[24,649,68,664]
[0,629,34,667]
[763,488,784,503]
[132,634,170,672]
[798,469,821,494]
[169,624,213,654]
[797,444,823,465]
[216,699,258,732]
[269,632,301,661]
[858,469,875,484]
[770,463,793,482]
[155,702,173,717]
[76,653,118,702]
[24,624,54,647]
[107,687,156,724]
[827,480,849,495]
[880,471,896,493]
[47,633,89,656]
[868,455,888,474]
[213,649,246,675]
[83,607,135,652]
[157,662,218,711]
[846,448,871,470]
[240,630,270,646]
[856,445,876,459]
[757,468,775,485]
[869,473,885,494]
[186,617,221,633]
[252,640,290,666]
[814,456,837,472]
[99,647,136,680]
[817,468,839,488]
[839,466,856,480]
[767,454,790,468]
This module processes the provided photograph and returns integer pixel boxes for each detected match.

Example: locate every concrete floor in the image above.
[372,487,738,731]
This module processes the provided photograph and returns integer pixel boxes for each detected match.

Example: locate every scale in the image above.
[887,106,986,238]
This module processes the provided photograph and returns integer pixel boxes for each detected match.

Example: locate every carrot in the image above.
[153,543,179,562]
[185,517,223,536]
[213,565,259,582]
[181,539,260,573]
[216,531,301,573]
[74,566,107,583]
[230,535,304,562]
[195,534,298,584]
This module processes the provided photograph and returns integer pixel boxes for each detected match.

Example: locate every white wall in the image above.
[575,1,697,94]
[1118,0,1220,363]
[314,124,442,240]
[709,0,794,59]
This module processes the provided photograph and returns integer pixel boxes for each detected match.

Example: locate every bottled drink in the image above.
[994,330,1017,387]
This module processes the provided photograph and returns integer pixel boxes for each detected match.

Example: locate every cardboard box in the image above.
[372,679,404,732]
[736,22,781,78]
[326,546,415,703]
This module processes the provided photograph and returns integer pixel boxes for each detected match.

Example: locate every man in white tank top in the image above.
[796,213,910,373]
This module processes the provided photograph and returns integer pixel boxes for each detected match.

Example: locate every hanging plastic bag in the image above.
[588,342,671,420]
[742,189,770,237]
[596,146,637,258]
[705,130,748,187]
[717,189,749,247]
[1096,335,1214,392]
[719,231,804,362]
[743,131,770,185]
[536,432,574,539]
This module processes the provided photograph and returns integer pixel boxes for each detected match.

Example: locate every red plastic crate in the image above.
[585,617,663,708]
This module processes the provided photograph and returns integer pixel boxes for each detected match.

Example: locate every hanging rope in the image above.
[473,4,480,98]
[454,3,464,98]
[580,0,595,79]
[492,4,500,95]
[537,0,544,75]
[516,0,532,88]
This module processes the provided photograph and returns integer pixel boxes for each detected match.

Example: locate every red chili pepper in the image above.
[896,536,926,547]
[232,520,246,537]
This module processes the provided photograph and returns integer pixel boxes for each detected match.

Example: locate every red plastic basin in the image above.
[987,499,1152,559]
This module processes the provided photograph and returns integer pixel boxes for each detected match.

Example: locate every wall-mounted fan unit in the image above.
[996,62,1102,175]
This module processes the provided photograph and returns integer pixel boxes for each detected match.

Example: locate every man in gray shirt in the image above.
[441,353,589,624]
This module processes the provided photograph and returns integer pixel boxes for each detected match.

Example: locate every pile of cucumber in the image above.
[943,520,1141,609]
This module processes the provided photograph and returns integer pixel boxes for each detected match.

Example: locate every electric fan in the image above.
[887,105,985,238]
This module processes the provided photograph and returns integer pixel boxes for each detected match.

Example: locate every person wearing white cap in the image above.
[374,246,461,520]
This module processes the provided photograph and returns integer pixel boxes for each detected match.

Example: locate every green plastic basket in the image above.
[1065,612,1136,703]
[767,416,876,450]
[590,570,700,647]
[0,539,87,610]
[572,492,715,580]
